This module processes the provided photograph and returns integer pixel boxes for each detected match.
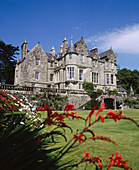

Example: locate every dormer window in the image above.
[36,58,40,65]
[69,54,72,59]
[51,61,53,67]
[80,55,84,62]
[105,61,109,68]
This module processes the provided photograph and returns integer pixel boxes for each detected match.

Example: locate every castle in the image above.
[14,37,117,92]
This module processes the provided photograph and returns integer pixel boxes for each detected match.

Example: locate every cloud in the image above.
[85,24,139,54]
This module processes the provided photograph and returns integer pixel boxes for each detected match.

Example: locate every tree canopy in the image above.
[117,68,139,94]
[0,40,19,84]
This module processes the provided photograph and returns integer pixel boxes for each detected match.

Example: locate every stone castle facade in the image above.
[14,37,117,92]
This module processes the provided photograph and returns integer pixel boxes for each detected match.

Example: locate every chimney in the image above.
[90,46,98,56]
[21,40,27,60]
[60,44,63,54]
[63,37,68,54]
[51,46,55,56]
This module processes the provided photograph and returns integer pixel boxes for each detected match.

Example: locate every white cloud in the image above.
[85,24,139,54]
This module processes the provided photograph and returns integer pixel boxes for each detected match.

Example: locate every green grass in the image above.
[55,109,139,169]
[5,109,139,169]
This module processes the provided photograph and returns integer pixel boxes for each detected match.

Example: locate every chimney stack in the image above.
[21,40,27,60]
[90,46,98,56]
[60,44,63,54]
[51,46,55,56]
[63,37,68,54]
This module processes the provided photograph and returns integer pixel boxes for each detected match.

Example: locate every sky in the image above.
[0,0,139,70]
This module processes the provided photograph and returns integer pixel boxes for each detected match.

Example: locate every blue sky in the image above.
[0,0,139,70]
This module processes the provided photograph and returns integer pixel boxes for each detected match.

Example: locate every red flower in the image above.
[45,104,52,118]
[99,116,105,123]
[64,104,75,112]
[74,134,85,144]
[44,118,54,126]
[36,106,42,111]
[83,150,90,159]
[41,107,45,111]
[85,105,97,126]
[37,136,42,144]
[95,103,106,120]
[66,112,79,120]
[55,115,65,122]
[91,156,102,168]
[107,152,132,170]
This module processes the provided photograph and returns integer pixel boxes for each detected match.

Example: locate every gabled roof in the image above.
[74,37,86,46]
[99,48,115,59]
[45,52,56,62]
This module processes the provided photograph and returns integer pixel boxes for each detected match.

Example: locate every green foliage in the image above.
[83,80,94,92]
[0,113,59,170]
[84,99,100,110]
[33,91,68,110]
[117,68,139,94]
[97,89,104,95]
[0,40,19,84]
[124,98,139,109]
[109,88,118,95]
[113,88,118,94]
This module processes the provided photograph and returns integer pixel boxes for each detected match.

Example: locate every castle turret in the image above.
[67,37,77,54]
[21,40,27,60]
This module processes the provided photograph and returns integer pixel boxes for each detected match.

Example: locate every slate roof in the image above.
[45,52,56,62]
[67,38,77,54]
[99,49,112,59]
[117,85,126,93]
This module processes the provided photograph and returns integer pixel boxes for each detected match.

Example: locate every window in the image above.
[92,72,98,83]
[16,70,18,77]
[97,73,98,83]
[105,61,109,68]
[35,72,39,80]
[79,70,83,80]
[79,83,81,89]
[36,58,40,65]
[57,72,60,81]
[79,83,83,89]
[94,73,97,83]
[69,54,72,59]
[92,72,94,82]
[68,67,74,79]
[80,55,84,62]
[106,74,109,84]
[50,74,53,81]
[51,61,53,67]
[111,74,114,84]
[111,63,114,69]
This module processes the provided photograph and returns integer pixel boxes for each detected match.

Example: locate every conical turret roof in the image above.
[67,37,77,54]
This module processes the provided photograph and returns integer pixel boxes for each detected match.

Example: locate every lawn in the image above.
[54,109,139,169]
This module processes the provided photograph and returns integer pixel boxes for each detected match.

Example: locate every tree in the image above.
[117,68,139,94]
[0,40,19,84]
